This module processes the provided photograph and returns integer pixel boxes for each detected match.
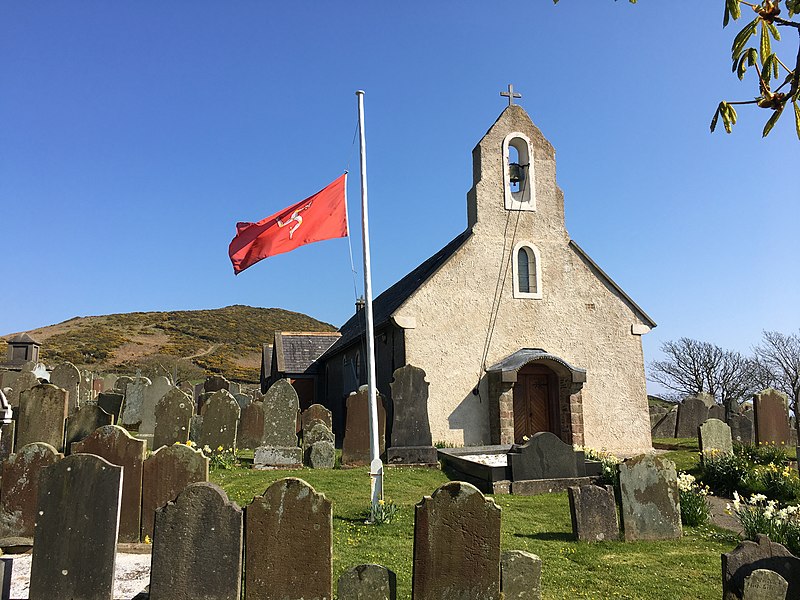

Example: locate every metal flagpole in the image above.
[355,90,384,514]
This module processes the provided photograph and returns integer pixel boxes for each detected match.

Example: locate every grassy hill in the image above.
[2,305,336,383]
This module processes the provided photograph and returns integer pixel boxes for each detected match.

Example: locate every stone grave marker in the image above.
[196,391,214,415]
[65,404,114,451]
[618,454,681,541]
[305,422,335,446]
[114,375,133,393]
[500,550,542,600]
[412,481,501,600]
[50,362,81,414]
[153,387,194,450]
[709,404,726,421]
[234,392,251,410]
[17,383,68,451]
[508,431,585,480]
[204,374,230,393]
[309,441,336,469]
[754,389,791,446]
[649,405,667,429]
[337,564,397,600]
[342,385,386,467]
[696,391,716,408]
[228,381,241,395]
[6,370,38,408]
[676,396,710,438]
[0,422,14,463]
[302,403,333,432]
[139,375,172,437]
[731,412,755,444]
[28,454,122,600]
[245,478,332,600]
[198,389,240,453]
[149,482,243,600]
[102,373,118,392]
[72,424,146,543]
[190,414,203,442]
[567,484,619,542]
[97,391,124,421]
[723,534,800,600]
[699,418,733,458]
[651,407,678,438]
[80,369,94,404]
[254,380,301,468]
[120,375,152,427]
[141,443,209,541]
[0,443,62,540]
[387,364,437,465]
[238,402,265,450]
[743,569,788,600]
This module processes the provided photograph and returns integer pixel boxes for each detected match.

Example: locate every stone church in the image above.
[295,99,655,455]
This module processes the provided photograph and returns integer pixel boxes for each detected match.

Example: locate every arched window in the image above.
[513,242,542,299]
[503,132,536,211]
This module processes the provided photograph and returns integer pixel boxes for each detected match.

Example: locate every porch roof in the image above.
[486,348,587,384]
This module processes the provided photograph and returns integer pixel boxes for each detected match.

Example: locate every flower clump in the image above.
[678,472,712,527]
[727,492,800,555]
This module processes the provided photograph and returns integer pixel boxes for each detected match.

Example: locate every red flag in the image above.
[229,174,348,274]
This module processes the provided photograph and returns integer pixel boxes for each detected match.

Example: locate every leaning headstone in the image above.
[153,387,194,450]
[245,478,332,600]
[65,404,114,451]
[72,424,146,543]
[120,375,152,427]
[342,385,386,467]
[387,364,437,465]
[651,408,678,438]
[149,482,243,600]
[302,403,333,432]
[28,454,122,600]
[676,396,710,438]
[198,389,240,453]
[254,380,301,468]
[743,569,788,600]
[309,441,336,469]
[139,375,172,437]
[0,443,62,540]
[0,422,14,463]
[723,534,800,600]
[649,405,667,429]
[500,550,542,600]
[730,412,755,444]
[337,564,397,600]
[141,443,209,541]
[97,391,124,421]
[204,374,230,393]
[568,484,619,542]
[618,454,681,541]
[412,481,501,600]
[6,370,38,408]
[508,431,585,480]
[699,418,734,457]
[50,362,81,414]
[754,389,791,446]
[17,384,68,451]
[709,404,726,421]
[238,402,265,450]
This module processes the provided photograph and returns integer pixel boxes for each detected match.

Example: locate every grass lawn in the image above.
[212,455,740,599]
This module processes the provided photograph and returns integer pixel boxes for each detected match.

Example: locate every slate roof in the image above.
[274,332,341,375]
[487,348,587,383]
[8,333,40,345]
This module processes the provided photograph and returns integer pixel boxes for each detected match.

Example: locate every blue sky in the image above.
[2,2,798,394]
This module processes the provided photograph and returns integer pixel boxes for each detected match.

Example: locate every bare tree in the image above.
[753,329,800,431]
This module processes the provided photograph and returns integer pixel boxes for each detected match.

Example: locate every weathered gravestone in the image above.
[153,387,194,450]
[676,396,710,438]
[141,443,209,541]
[65,404,114,451]
[150,482,243,600]
[0,443,62,541]
[114,375,133,393]
[190,414,203,442]
[500,550,542,600]
[28,454,122,600]
[302,403,333,432]
[649,405,667,429]
[699,418,733,457]
[709,404,727,421]
[412,481,501,600]
[198,389,240,453]
[754,389,791,446]
[80,369,94,404]
[245,478,332,600]
[120,375,151,427]
[234,393,251,410]
[72,424,146,543]
[387,364,437,465]
[731,412,755,444]
[139,375,172,438]
[309,441,336,469]
[0,422,14,463]
[618,454,681,541]
[723,534,800,600]
[17,383,68,451]
[238,402,266,450]
[102,373,118,392]
[342,385,386,467]
[743,569,788,600]
[6,370,39,408]
[508,432,585,480]
[696,391,716,408]
[204,374,230,393]
[338,564,397,600]
[97,391,124,421]
[254,380,301,468]
[651,407,678,438]
[50,362,81,414]
[568,484,619,542]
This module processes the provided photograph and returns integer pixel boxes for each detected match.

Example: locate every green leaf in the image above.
[728,0,741,20]
[710,104,722,133]
[794,101,800,141]
[761,54,776,83]
[762,106,784,137]
[760,21,771,63]
[767,21,780,41]
[732,18,759,61]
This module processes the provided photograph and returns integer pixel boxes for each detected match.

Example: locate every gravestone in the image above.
[204,375,230,393]
[72,424,146,543]
[302,403,333,432]
[709,404,726,421]
[500,550,542,600]
[228,381,241,395]
[618,454,681,541]
[508,432,585,480]
[50,362,81,414]
[0,422,14,462]
[17,384,68,451]
[153,387,194,450]
[699,418,734,457]
[743,569,788,600]
[120,376,152,427]
[141,443,209,541]
[245,478,332,600]
[254,380,301,468]
[238,402,266,450]
[568,484,619,542]
[0,442,62,540]
[696,391,716,408]
[139,375,172,437]
[412,481,501,600]
[754,389,791,446]
[102,373,118,392]
[97,391,124,421]
[80,369,94,404]
[651,408,678,438]
[649,405,667,429]
[6,370,38,408]
[149,482,243,600]
[65,404,114,451]
[234,393,251,410]
[305,422,335,446]
[387,364,437,465]
[114,375,133,393]
[723,534,800,600]
[338,564,397,600]
[309,441,336,469]
[198,389,240,453]
[196,391,214,415]
[342,385,386,467]
[676,396,710,438]
[28,454,122,600]
[730,412,755,444]
[190,414,203,442]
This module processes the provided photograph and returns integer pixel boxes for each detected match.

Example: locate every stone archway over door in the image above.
[512,364,559,443]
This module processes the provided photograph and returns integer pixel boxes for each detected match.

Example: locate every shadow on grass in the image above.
[335,515,369,525]
[513,531,574,542]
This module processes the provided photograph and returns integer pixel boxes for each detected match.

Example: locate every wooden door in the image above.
[512,365,558,443]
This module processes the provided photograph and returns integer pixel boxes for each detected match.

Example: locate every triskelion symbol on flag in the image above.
[276,201,313,239]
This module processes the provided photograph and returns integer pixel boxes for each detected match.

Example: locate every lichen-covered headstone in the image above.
[309,441,336,469]
[508,431,584,480]
[302,403,333,432]
[198,389,240,453]
[114,375,133,393]
[141,443,209,541]
[153,388,194,450]
[245,478,332,600]
[17,384,68,451]
[254,380,301,468]
[676,396,710,438]
[139,375,172,436]
[50,362,81,414]
[567,484,619,542]
[500,550,542,600]
[699,418,733,458]
[754,389,791,446]
[238,402,266,450]
[7,371,39,408]
[72,424,146,543]
[412,481,501,600]
[0,422,14,463]
[618,454,681,541]
[29,454,122,600]
[743,569,788,600]
[387,364,437,465]
[204,375,230,393]
[337,564,396,600]
[120,375,152,427]
[65,404,114,451]
[150,482,242,600]
[0,443,62,540]
[342,386,386,467]
[97,391,124,421]
[722,534,800,600]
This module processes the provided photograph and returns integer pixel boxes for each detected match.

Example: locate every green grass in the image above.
[211,463,739,599]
